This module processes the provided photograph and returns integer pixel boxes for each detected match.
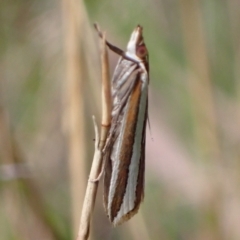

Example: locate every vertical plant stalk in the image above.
[179,0,220,162]
[179,1,223,240]
[61,0,87,236]
[99,32,112,150]
[77,32,111,240]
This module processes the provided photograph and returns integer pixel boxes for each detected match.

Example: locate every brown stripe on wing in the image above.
[103,66,139,214]
[124,99,147,221]
[113,99,147,226]
[110,77,142,221]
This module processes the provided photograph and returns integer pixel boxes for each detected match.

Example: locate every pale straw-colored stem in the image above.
[61,0,88,236]
[99,30,112,150]
[77,116,102,240]
[179,1,223,239]
[77,30,111,240]
[179,0,220,162]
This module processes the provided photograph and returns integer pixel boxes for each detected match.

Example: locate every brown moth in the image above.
[97,25,149,226]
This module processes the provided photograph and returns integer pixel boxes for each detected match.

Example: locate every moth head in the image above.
[126,25,148,62]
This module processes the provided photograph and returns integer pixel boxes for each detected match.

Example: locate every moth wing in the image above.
[103,59,139,212]
[104,68,148,225]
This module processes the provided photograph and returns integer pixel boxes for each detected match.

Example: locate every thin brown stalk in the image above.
[77,31,111,240]
[99,30,112,150]
[179,1,223,239]
[61,0,88,236]
[179,0,220,162]
[77,116,102,240]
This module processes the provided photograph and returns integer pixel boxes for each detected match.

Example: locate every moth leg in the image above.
[89,150,108,182]
[89,166,104,182]
[94,23,139,64]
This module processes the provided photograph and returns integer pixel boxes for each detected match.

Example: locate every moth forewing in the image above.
[102,25,149,226]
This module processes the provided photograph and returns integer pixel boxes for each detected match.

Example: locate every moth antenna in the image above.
[147,115,154,141]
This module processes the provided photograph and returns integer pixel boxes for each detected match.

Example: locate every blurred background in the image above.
[1,0,240,239]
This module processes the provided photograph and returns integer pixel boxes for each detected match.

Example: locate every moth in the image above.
[96,25,149,226]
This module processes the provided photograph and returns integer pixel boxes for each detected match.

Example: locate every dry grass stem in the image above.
[179,0,220,162]
[77,27,111,240]
[179,1,223,239]
[77,116,102,240]
[61,0,88,236]
[99,31,112,150]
